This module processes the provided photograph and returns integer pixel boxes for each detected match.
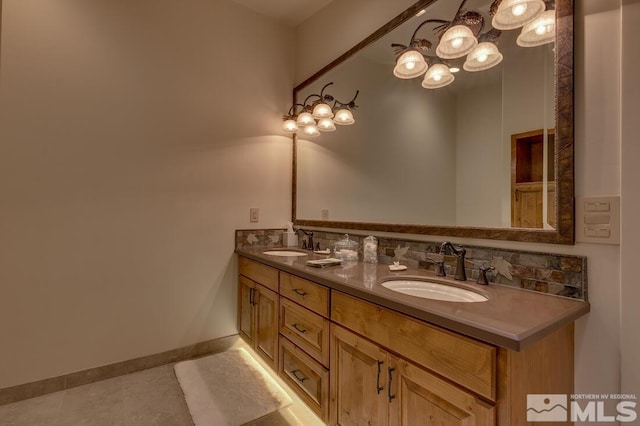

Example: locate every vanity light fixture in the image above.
[436,25,478,59]
[334,108,355,125]
[492,0,545,30]
[517,9,555,46]
[317,117,337,131]
[393,49,429,79]
[464,42,504,72]
[390,0,555,89]
[281,82,359,136]
[422,63,455,89]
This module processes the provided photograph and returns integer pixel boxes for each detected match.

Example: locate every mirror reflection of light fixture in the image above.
[517,9,555,46]
[390,0,556,90]
[464,42,504,72]
[436,25,478,59]
[282,82,358,136]
[492,0,545,30]
[422,64,455,89]
[393,49,428,79]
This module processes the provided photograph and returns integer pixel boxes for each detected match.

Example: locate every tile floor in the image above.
[0,341,323,426]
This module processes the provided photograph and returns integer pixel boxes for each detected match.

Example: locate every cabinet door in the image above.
[255,285,279,369]
[331,324,388,426]
[238,275,256,345]
[389,356,495,426]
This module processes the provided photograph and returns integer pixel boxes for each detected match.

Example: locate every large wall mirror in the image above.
[293,0,574,244]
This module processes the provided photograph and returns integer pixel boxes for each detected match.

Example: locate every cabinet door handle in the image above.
[292,288,307,297]
[388,367,396,402]
[249,288,255,305]
[376,360,384,394]
[291,369,307,383]
[292,323,307,334]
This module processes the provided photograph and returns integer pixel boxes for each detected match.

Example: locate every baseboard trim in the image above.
[0,334,242,406]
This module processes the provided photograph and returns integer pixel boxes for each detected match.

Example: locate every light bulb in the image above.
[478,53,488,63]
[451,37,464,48]
[282,119,298,133]
[535,23,551,35]
[318,118,336,131]
[296,112,315,126]
[512,3,527,16]
[312,102,333,119]
[405,61,415,70]
[449,67,460,73]
[303,124,320,137]
[433,73,442,81]
[334,109,354,125]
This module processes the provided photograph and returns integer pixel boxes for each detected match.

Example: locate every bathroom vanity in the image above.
[236,249,589,426]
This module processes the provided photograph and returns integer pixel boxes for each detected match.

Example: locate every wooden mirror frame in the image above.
[292,0,574,244]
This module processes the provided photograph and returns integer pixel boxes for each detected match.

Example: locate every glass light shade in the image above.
[517,10,556,47]
[334,109,355,125]
[436,25,478,59]
[492,0,545,30]
[463,42,504,72]
[302,124,320,137]
[393,49,428,79]
[421,64,455,89]
[296,112,315,126]
[312,102,334,119]
[317,117,336,132]
[281,119,299,133]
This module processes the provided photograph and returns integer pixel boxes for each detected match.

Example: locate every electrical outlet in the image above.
[321,209,329,220]
[250,208,259,223]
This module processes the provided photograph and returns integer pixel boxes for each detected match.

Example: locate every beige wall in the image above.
[297,0,627,404]
[294,0,417,85]
[0,0,293,388]
[621,0,640,397]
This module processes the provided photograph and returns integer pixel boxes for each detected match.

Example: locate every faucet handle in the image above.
[477,266,495,285]
[426,254,446,277]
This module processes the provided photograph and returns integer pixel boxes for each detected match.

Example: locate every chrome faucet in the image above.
[439,242,467,281]
[295,228,314,251]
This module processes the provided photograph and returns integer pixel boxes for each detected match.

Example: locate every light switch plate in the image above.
[249,208,259,223]
[576,196,620,244]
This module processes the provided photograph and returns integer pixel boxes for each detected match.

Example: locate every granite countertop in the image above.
[236,247,590,351]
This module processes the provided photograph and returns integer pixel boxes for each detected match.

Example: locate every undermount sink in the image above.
[262,250,308,257]
[380,277,488,303]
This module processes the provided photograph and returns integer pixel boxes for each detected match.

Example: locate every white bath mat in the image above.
[174,348,292,426]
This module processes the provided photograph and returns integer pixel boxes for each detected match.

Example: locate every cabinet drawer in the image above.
[331,291,497,401]
[279,297,330,366]
[238,256,278,292]
[279,337,329,422]
[280,272,329,317]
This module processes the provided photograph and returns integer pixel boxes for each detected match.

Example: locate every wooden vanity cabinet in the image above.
[278,271,331,422]
[331,323,495,426]
[238,257,279,369]
[237,257,574,426]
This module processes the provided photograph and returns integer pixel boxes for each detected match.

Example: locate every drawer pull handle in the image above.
[292,288,307,297]
[376,360,384,394]
[388,367,396,402]
[292,323,307,334]
[249,288,256,306]
[291,369,307,383]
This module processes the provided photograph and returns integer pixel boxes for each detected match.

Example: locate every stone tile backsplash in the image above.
[235,229,587,301]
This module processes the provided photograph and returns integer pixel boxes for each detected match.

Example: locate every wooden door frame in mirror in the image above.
[292,0,574,244]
